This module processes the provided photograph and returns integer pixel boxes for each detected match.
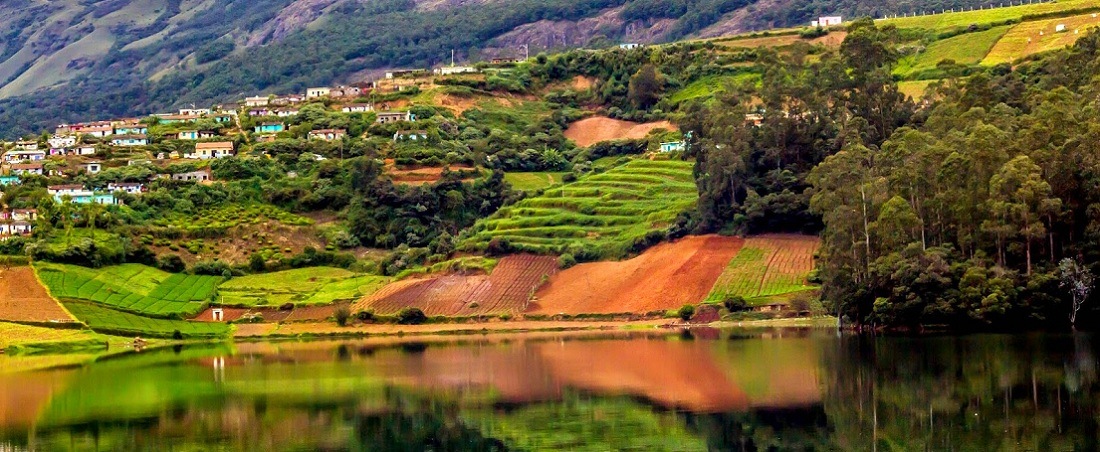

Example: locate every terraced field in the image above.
[218,267,389,307]
[64,302,230,338]
[877,0,1096,32]
[705,235,820,304]
[460,159,697,258]
[35,263,220,318]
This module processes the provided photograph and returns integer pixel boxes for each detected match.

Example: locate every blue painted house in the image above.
[255,123,285,133]
[659,141,686,153]
[115,125,148,135]
[0,176,20,186]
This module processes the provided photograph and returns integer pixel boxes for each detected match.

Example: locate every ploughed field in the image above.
[0,267,74,323]
[562,116,677,148]
[355,254,559,316]
[706,235,820,304]
[459,160,697,257]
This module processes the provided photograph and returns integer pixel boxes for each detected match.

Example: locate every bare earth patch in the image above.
[530,235,744,314]
[0,267,74,323]
[563,116,678,148]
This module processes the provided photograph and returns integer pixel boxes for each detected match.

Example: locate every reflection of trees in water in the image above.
[682,407,833,451]
[819,334,1100,451]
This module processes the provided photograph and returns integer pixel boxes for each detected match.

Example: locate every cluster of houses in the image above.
[0,209,36,237]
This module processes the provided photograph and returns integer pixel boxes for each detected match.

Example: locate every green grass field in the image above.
[894,26,1009,78]
[898,80,938,98]
[504,172,568,192]
[0,322,107,354]
[983,12,1100,65]
[459,159,697,258]
[877,0,1096,32]
[669,73,761,103]
[151,203,312,231]
[706,236,819,305]
[36,263,220,318]
[65,302,231,338]
[218,267,389,307]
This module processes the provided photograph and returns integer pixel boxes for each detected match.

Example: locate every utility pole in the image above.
[521,44,530,61]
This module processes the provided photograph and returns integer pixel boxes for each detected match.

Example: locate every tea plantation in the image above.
[36,263,220,318]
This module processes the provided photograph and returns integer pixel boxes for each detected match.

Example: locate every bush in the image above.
[396,307,427,325]
[156,254,187,273]
[356,310,375,322]
[678,304,696,322]
[172,330,183,340]
[558,253,577,269]
[191,260,231,276]
[334,306,351,326]
[723,295,748,312]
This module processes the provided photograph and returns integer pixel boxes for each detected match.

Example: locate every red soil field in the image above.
[563,116,678,147]
[530,235,744,314]
[0,267,74,323]
[355,254,559,316]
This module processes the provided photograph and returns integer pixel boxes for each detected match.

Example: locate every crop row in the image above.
[65,302,230,338]
[36,263,219,317]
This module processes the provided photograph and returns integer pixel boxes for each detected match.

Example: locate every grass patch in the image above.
[0,322,107,355]
[459,159,697,259]
[64,302,231,338]
[35,263,220,317]
[218,267,389,307]
[669,73,760,104]
[983,12,1100,65]
[877,0,1096,32]
[151,203,312,232]
[504,172,568,192]
[898,80,937,98]
[894,26,1009,78]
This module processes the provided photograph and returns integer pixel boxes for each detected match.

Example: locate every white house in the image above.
[619,43,641,50]
[3,150,46,162]
[189,141,235,159]
[306,87,331,99]
[81,162,102,174]
[342,103,375,113]
[308,129,347,141]
[394,130,428,141]
[376,111,413,124]
[245,96,270,107]
[15,141,38,151]
[11,209,37,221]
[108,182,144,195]
[811,16,842,27]
[274,108,299,117]
[172,169,212,182]
[48,135,76,149]
[434,66,478,76]
[10,163,43,176]
[659,141,686,153]
[76,146,97,156]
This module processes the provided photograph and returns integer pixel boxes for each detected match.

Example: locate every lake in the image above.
[0,328,1097,450]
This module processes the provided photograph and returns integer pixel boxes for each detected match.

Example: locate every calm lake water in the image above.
[1,328,1098,451]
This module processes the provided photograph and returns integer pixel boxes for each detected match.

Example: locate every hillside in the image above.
[0,0,1007,138]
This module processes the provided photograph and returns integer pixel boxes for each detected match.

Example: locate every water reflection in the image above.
[0,330,1098,450]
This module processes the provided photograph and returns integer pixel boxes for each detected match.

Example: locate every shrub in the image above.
[397,307,427,325]
[678,304,696,322]
[723,295,748,313]
[156,254,187,273]
[334,306,351,326]
[558,253,577,269]
[356,310,375,322]
[172,330,183,340]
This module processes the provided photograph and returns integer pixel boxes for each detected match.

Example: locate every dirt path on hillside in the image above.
[0,267,74,323]
[563,116,678,147]
[530,235,744,314]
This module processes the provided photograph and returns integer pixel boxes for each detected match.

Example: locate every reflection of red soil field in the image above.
[0,267,74,323]
[530,235,743,314]
[537,339,749,412]
[0,370,72,429]
[563,116,678,147]
[356,255,558,316]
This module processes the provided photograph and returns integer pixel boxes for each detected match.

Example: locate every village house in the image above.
[245,96,270,107]
[172,169,212,182]
[3,149,46,162]
[308,129,347,141]
[0,216,33,237]
[0,176,21,185]
[490,56,523,64]
[330,86,363,98]
[81,123,114,138]
[385,69,427,79]
[341,103,374,113]
[189,141,235,159]
[256,134,277,143]
[111,134,148,147]
[212,113,233,123]
[619,43,642,50]
[114,125,148,135]
[255,123,286,134]
[49,135,77,149]
[48,184,86,197]
[376,111,414,124]
[306,87,331,99]
[11,209,36,221]
[179,108,211,116]
[660,141,686,153]
[177,130,217,140]
[75,146,96,156]
[394,130,428,141]
[81,162,102,174]
[156,113,200,124]
[434,66,478,76]
[274,108,299,117]
[811,16,842,27]
[48,185,116,205]
[249,107,274,117]
[10,163,43,176]
[108,182,144,195]
[14,141,38,151]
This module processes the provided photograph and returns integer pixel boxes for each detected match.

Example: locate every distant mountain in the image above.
[0,0,996,138]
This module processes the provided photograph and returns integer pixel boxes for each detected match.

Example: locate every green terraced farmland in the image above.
[36,263,220,318]
[504,172,568,192]
[894,26,1009,78]
[64,302,230,338]
[706,235,820,305]
[460,159,697,258]
[877,0,1096,32]
[218,267,389,307]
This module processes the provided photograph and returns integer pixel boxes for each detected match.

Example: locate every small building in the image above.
[111,134,148,147]
[75,146,97,156]
[245,96,270,107]
[177,130,216,141]
[619,43,641,50]
[172,169,212,182]
[659,141,686,153]
[156,114,200,124]
[330,86,362,98]
[385,69,427,79]
[48,184,87,197]
[274,108,299,117]
[11,209,36,221]
[179,108,211,116]
[342,103,375,113]
[491,57,523,65]
[80,124,114,138]
[308,129,347,141]
[306,87,331,99]
[3,150,46,162]
[14,141,38,151]
[81,162,103,174]
[108,182,144,195]
[811,16,842,27]
[256,134,277,143]
[10,163,43,176]
[255,123,285,134]
[376,111,413,124]
[0,176,21,185]
[114,125,148,135]
[0,220,33,237]
[394,130,428,141]
[249,107,274,117]
[190,141,235,159]
[434,66,478,76]
[48,135,76,149]
[745,113,764,127]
